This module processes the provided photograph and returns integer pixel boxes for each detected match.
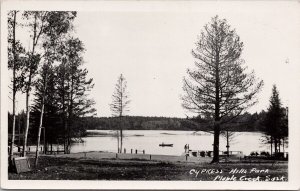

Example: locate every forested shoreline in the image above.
[8,11,95,165]
[7,12,288,166]
[8,108,285,141]
[81,111,267,132]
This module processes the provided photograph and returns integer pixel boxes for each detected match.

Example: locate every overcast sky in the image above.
[5,1,300,118]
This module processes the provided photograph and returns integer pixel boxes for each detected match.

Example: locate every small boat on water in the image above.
[133,134,144,137]
[159,143,173,147]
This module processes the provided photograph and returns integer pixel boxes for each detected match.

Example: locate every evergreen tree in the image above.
[110,74,130,153]
[263,85,288,156]
[55,37,96,153]
[37,12,77,163]
[29,12,95,157]
[182,16,263,163]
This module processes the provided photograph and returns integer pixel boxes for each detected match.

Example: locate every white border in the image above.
[1,0,300,190]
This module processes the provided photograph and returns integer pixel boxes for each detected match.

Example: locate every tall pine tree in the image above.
[182,16,263,163]
[263,85,288,156]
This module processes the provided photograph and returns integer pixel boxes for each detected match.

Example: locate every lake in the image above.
[70,130,284,156]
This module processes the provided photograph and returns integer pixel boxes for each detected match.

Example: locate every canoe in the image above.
[159,143,173,147]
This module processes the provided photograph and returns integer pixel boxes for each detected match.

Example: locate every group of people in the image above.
[184,144,190,153]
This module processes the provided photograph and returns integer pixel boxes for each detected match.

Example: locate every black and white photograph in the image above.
[1,0,300,190]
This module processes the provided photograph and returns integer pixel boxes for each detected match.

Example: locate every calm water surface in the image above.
[70,130,285,156]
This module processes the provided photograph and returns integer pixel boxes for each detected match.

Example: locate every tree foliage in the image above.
[8,11,26,91]
[81,112,266,132]
[7,10,26,162]
[263,85,288,156]
[110,74,130,153]
[110,74,130,117]
[7,11,95,161]
[182,16,263,162]
[32,37,96,154]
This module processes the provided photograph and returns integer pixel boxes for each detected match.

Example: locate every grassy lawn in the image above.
[8,156,288,181]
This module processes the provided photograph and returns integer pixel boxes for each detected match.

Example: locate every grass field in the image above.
[8,156,288,181]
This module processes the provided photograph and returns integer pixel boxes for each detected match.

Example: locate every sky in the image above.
[4,1,300,118]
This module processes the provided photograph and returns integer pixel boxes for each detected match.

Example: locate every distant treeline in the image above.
[82,111,267,132]
[8,111,267,143]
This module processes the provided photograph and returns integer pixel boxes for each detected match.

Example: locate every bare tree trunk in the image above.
[18,114,21,156]
[120,129,123,153]
[62,71,67,154]
[67,80,71,154]
[43,127,46,154]
[67,77,74,154]
[22,13,37,157]
[9,11,17,163]
[212,57,220,163]
[274,138,278,155]
[22,89,30,157]
[278,139,281,153]
[35,102,44,166]
[119,116,123,153]
[35,76,47,166]
[226,130,229,157]
[9,92,16,161]
[212,122,220,163]
[117,130,120,153]
[64,120,69,154]
[270,136,273,156]
[282,138,285,153]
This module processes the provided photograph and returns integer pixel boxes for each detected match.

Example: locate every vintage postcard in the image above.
[1,0,300,190]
